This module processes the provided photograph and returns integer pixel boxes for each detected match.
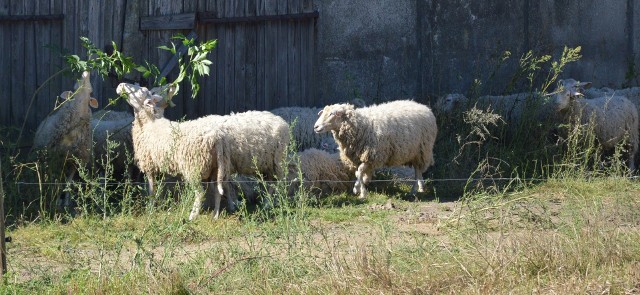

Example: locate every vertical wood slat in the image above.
[214,0,225,115]
[305,0,316,107]
[256,0,265,110]
[24,0,37,130]
[205,0,217,115]
[264,0,277,109]
[276,0,288,107]
[49,0,63,112]
[10,0,25,128]
[288,0,300,107]
[33,0,51,131]
[223,0,234,114]
[0,0,10,126]
[232,0,245,112]
[244,0,257,112]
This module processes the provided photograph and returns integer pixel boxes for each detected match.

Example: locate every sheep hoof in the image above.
[188,211,199,221]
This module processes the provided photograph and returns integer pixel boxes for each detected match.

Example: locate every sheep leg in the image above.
[411,167,426,193]
[147,173,156,196]
[354,163,370,199]
[189,184,206,221]
[58,169,76,209]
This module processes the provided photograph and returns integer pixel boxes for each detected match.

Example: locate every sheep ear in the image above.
[143,98,156,108]
[60,91,72,100]
[334,110,344,117]
[578,82,592,89]
[89,97,99,108]
[317,109,324,116]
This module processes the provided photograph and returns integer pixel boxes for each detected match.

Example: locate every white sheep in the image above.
[117,82,229,220]
[313,100,438,199]
[553,79,639,170]
[33,71,98,207]
[293,148,355,196]
[123,84,290,218]
[90,110,135,178]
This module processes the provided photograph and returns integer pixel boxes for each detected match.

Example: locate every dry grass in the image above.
[1,178,639,294]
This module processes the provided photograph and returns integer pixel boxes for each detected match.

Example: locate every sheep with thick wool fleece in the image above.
[117,82,229,220]
[554,79,639,170]
[33,71,98,207]
[293,148,355,196]
[313,100,437,199]
[91,110,135,178]
[136,87,290,217]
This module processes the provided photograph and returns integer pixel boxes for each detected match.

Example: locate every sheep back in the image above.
[271,107,338,152]
[296,148,355,195]
[573,96,639,152]
[215,111,289,178]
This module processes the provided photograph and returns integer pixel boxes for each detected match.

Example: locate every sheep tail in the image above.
[216,141,227,196]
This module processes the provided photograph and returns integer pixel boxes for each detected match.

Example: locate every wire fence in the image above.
[13,175,639,187]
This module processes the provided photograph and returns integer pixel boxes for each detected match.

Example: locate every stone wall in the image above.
[315,0,640,105]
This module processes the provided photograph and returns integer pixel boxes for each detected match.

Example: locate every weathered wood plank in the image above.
[213,0,225,115]
[276,0,288,107]
[287,0,300,106]
[0,0,10,126]
[24,0,38,129]
[204,0,218,115]
[197,11,318,24]
[304,0,317,106]
[34,0,51,129]
[10,0,26,127]
[140,13,196,31]
[244,0,257,111]
[0,14,63,21]
[232,0,245,112]
[264,0,278,109]
[255,0,266,110]
[223,0,234,114]
[49,0,64,111]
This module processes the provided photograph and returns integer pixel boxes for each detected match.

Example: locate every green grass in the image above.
[1,177,640,294]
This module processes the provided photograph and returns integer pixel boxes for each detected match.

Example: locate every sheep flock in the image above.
[31,69,640,220]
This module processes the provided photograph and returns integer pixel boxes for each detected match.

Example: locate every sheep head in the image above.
[436,93,467,113]
[117,83,176,119]
[313,103,355,133]
[552,79,592,112]
[67,71,98,109]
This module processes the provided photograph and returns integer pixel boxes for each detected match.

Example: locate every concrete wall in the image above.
[315,0,640,105]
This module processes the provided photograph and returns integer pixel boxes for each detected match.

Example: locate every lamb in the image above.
[313,100,438,199]
[33,71,98,207]
[116,82,228,220]
[293,148,355,196]
[90,110,135,178]
[553,79,639,170]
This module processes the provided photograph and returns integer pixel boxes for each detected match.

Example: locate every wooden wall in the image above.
[0,0,318,135]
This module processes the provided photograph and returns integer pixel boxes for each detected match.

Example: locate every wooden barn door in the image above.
[0,0,64,134]
[140,0,318,120]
